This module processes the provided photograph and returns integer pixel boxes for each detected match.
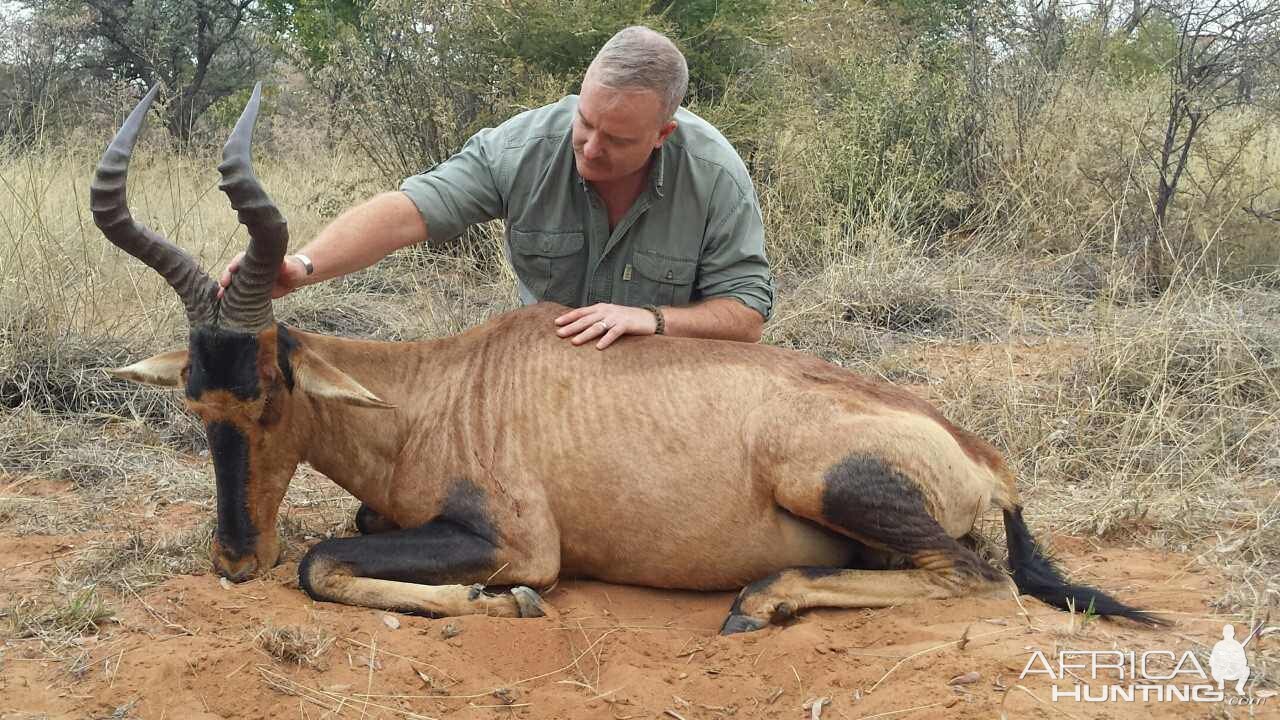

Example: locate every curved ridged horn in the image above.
[91,84,219,326]
[217,82,289,332]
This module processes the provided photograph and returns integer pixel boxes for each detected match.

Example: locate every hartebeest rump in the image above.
[93,86,1157,633]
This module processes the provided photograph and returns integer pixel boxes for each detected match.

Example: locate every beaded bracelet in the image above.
[642,304,666,335]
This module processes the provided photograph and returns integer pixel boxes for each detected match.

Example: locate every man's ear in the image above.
[656,119,677,145]
[108,349,188,387]
[291,345,395,409]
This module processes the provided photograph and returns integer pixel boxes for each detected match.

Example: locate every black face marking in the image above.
[208,421,257,559]
[187,327,260,400]
[276,324,298,391]
[822,455,1002,581]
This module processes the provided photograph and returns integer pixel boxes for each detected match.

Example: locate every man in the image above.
[220,26,773,350]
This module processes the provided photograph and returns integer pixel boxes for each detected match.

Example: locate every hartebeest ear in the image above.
[291,345,395,409]
[108,349,189,387]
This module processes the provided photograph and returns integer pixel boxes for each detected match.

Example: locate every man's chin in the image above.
[575,159,613,183]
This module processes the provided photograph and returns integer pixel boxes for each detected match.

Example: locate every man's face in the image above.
[572,75,677,185]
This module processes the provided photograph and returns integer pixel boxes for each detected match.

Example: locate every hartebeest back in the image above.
[94,85,1159,632]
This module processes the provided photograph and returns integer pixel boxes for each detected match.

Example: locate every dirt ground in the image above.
[0,479,1259,720]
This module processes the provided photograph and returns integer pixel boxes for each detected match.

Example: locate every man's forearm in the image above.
[293,192,428,287]
[662,297,764,343]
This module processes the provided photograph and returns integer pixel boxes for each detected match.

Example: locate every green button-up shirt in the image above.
[400,96,773,319]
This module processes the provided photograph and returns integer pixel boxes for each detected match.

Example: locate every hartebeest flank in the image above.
[93,85,1157,633]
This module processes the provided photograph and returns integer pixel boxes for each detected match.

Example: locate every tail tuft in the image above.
[1003,508,1165,625]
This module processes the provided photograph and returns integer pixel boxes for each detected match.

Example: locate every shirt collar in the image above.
[651,144,666,199]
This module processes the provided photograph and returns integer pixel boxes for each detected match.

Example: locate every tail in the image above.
[1003,507,1164,625]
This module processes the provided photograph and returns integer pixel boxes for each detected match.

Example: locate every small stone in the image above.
[948,671,981,686]
[382,614,401,630]
[492,687,517,705]
[219,577,232,591]
[441,622,461,639]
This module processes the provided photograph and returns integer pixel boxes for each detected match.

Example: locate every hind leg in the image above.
[723,455,1009,634]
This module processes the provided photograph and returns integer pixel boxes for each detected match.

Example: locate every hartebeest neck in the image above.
[285,331,439,503]
[283,313,550,519]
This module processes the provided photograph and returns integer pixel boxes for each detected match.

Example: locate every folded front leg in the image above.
[298,517,554,618]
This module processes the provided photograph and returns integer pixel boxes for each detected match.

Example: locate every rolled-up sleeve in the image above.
[696,175,774,320]
[399,128,506,245]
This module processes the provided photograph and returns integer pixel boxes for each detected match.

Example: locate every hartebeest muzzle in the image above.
[91,84,294,580]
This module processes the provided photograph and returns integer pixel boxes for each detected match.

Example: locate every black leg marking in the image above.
[821,455,1003,582]
[721,456,1012,634]
[355,503,400,535]
[437,478,497,544]
[301,478,499,606]
[299,519,497,604]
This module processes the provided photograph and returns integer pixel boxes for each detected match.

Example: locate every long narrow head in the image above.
[92,84,390,581]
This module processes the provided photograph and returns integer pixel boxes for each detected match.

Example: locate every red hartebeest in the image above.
[93,85,1158,633]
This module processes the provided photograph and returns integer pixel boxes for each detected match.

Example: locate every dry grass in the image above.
[254,622,335,668]
[0,340,201,453]
[70,522,214,593]
[934,287,1279,617]
[3,587,114,641]
[1,585,115,673]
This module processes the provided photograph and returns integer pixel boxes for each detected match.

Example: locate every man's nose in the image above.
[583,134,604,160]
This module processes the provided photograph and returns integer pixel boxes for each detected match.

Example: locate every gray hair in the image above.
[586,26,689,120]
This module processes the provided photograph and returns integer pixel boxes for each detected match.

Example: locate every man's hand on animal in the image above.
[218,26,774,341]
[554,303,660,349]
[218,251,307,300]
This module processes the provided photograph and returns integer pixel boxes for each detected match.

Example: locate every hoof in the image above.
[512,586,546,618]
[720,613,768,635]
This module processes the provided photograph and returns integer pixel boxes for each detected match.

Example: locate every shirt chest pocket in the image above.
[510,230,585,306]
[625,251,696,307]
